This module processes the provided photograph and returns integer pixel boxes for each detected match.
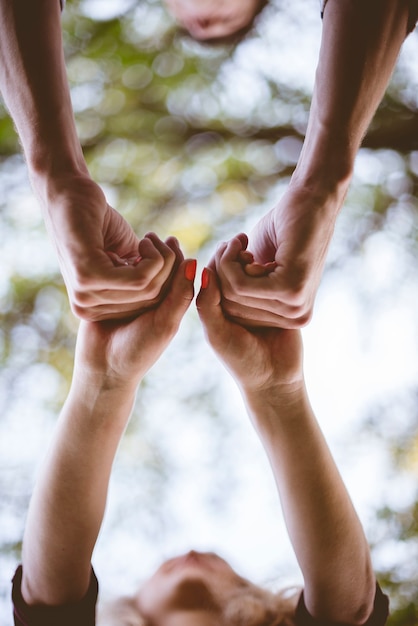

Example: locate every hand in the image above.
[211,187,339,329]
[74,256,197,388]
[39,176,179,321]
[196,267,303,396]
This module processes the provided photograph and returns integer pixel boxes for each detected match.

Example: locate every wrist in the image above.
[29,166,92,208]
[65,373,137,433]
[28,172,105,236]
[72,364,140,398]
[291,104,356,203]
[242,381,309,435]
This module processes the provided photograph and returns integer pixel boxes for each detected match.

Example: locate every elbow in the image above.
[306,563,378,626]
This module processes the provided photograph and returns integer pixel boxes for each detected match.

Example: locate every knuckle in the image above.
[71,287,95,307]
[296,308,313,327]
[221,280,241,301]
[282,287,307,308]
[283,306,313,328]
[71,303,97,321]
[144,284,163,301]
[70,273,97,307]
[221,298,244,321]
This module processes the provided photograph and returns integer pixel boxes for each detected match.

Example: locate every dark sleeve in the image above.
[295,583,389,626]
[12,565,98,626]
[408,0,418,32]
[320,0,418,34]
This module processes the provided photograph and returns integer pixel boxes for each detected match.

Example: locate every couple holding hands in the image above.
[3,0,418,624]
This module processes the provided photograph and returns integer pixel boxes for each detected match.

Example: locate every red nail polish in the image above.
[185,259,197,281]
[201,268,209,289]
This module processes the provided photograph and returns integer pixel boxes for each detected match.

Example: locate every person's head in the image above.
[163,0,268,41]
[98,550,298,626]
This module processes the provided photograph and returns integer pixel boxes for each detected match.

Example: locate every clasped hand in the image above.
[75,237,304,402]
[43,178,334,329]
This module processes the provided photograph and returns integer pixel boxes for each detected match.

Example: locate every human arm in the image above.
[0,0,176,321]
[196,267,376,624]
[20,249,196,606]
[213,0,414,329]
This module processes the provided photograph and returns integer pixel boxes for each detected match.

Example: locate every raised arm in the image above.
[0,0,177,321]
[213,0,415,329]
[20,244,196,607]
[197,265,376,624]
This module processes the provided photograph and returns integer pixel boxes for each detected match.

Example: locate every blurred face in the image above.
[135,550,253,625]
[164,0,264,40]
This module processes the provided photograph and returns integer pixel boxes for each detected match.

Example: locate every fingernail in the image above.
[201,267,209,289]
[185,259,197,281]
[134,255,142,265]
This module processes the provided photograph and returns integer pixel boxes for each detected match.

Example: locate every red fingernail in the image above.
[185,259,197,281]
[134,255,142,265]
[201,268,209,289]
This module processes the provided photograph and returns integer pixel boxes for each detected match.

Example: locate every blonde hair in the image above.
[97,585,299,626]
[222,584,299,626]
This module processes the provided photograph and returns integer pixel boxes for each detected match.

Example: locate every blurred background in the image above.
[1,0,418,623]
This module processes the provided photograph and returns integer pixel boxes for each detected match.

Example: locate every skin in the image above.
[0,0,178,321]
[19,254,378,626]
[163,0,264,40]
[196,264,376,623]
[211,0,415,328]
[135,550,257,625]
[21,240,196,606]
[1,0,414,326]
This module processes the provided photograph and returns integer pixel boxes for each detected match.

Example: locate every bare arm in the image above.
[21,374,138,604]
[244,387,375,624]
[0,0,177,321]
[21,252,196,605]
[0,0,85,182]
[197,266,375,624]
[215,0,413,329]
[293,0,412,194]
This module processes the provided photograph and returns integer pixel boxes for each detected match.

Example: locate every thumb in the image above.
[196,267,230,347]
[156,259,196,332]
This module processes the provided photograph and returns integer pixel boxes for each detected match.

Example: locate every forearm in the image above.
[0,0,89,196]
[21,374,137,605]
[291,0,410,200]
[244,385,375,623]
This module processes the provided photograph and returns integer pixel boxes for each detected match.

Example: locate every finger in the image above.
[218,240,307,308]
[243,262,276,277]
[238,250,254,265]
[71,300,156,322]
[235,232,249,250]
[65,237,170,314]
[196,267,233,347]
[144,232,177,267]
[220,287,311,322]
[105,234,172,296]
[216,236,245,266]
[106,251,131,266]
[207,241,227,272]
[164,236,185,274]
[212,234,247,274]
[154,259,196,334]
[140,233,187,307]
[76,258,196,323]
[220,297,309,329]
